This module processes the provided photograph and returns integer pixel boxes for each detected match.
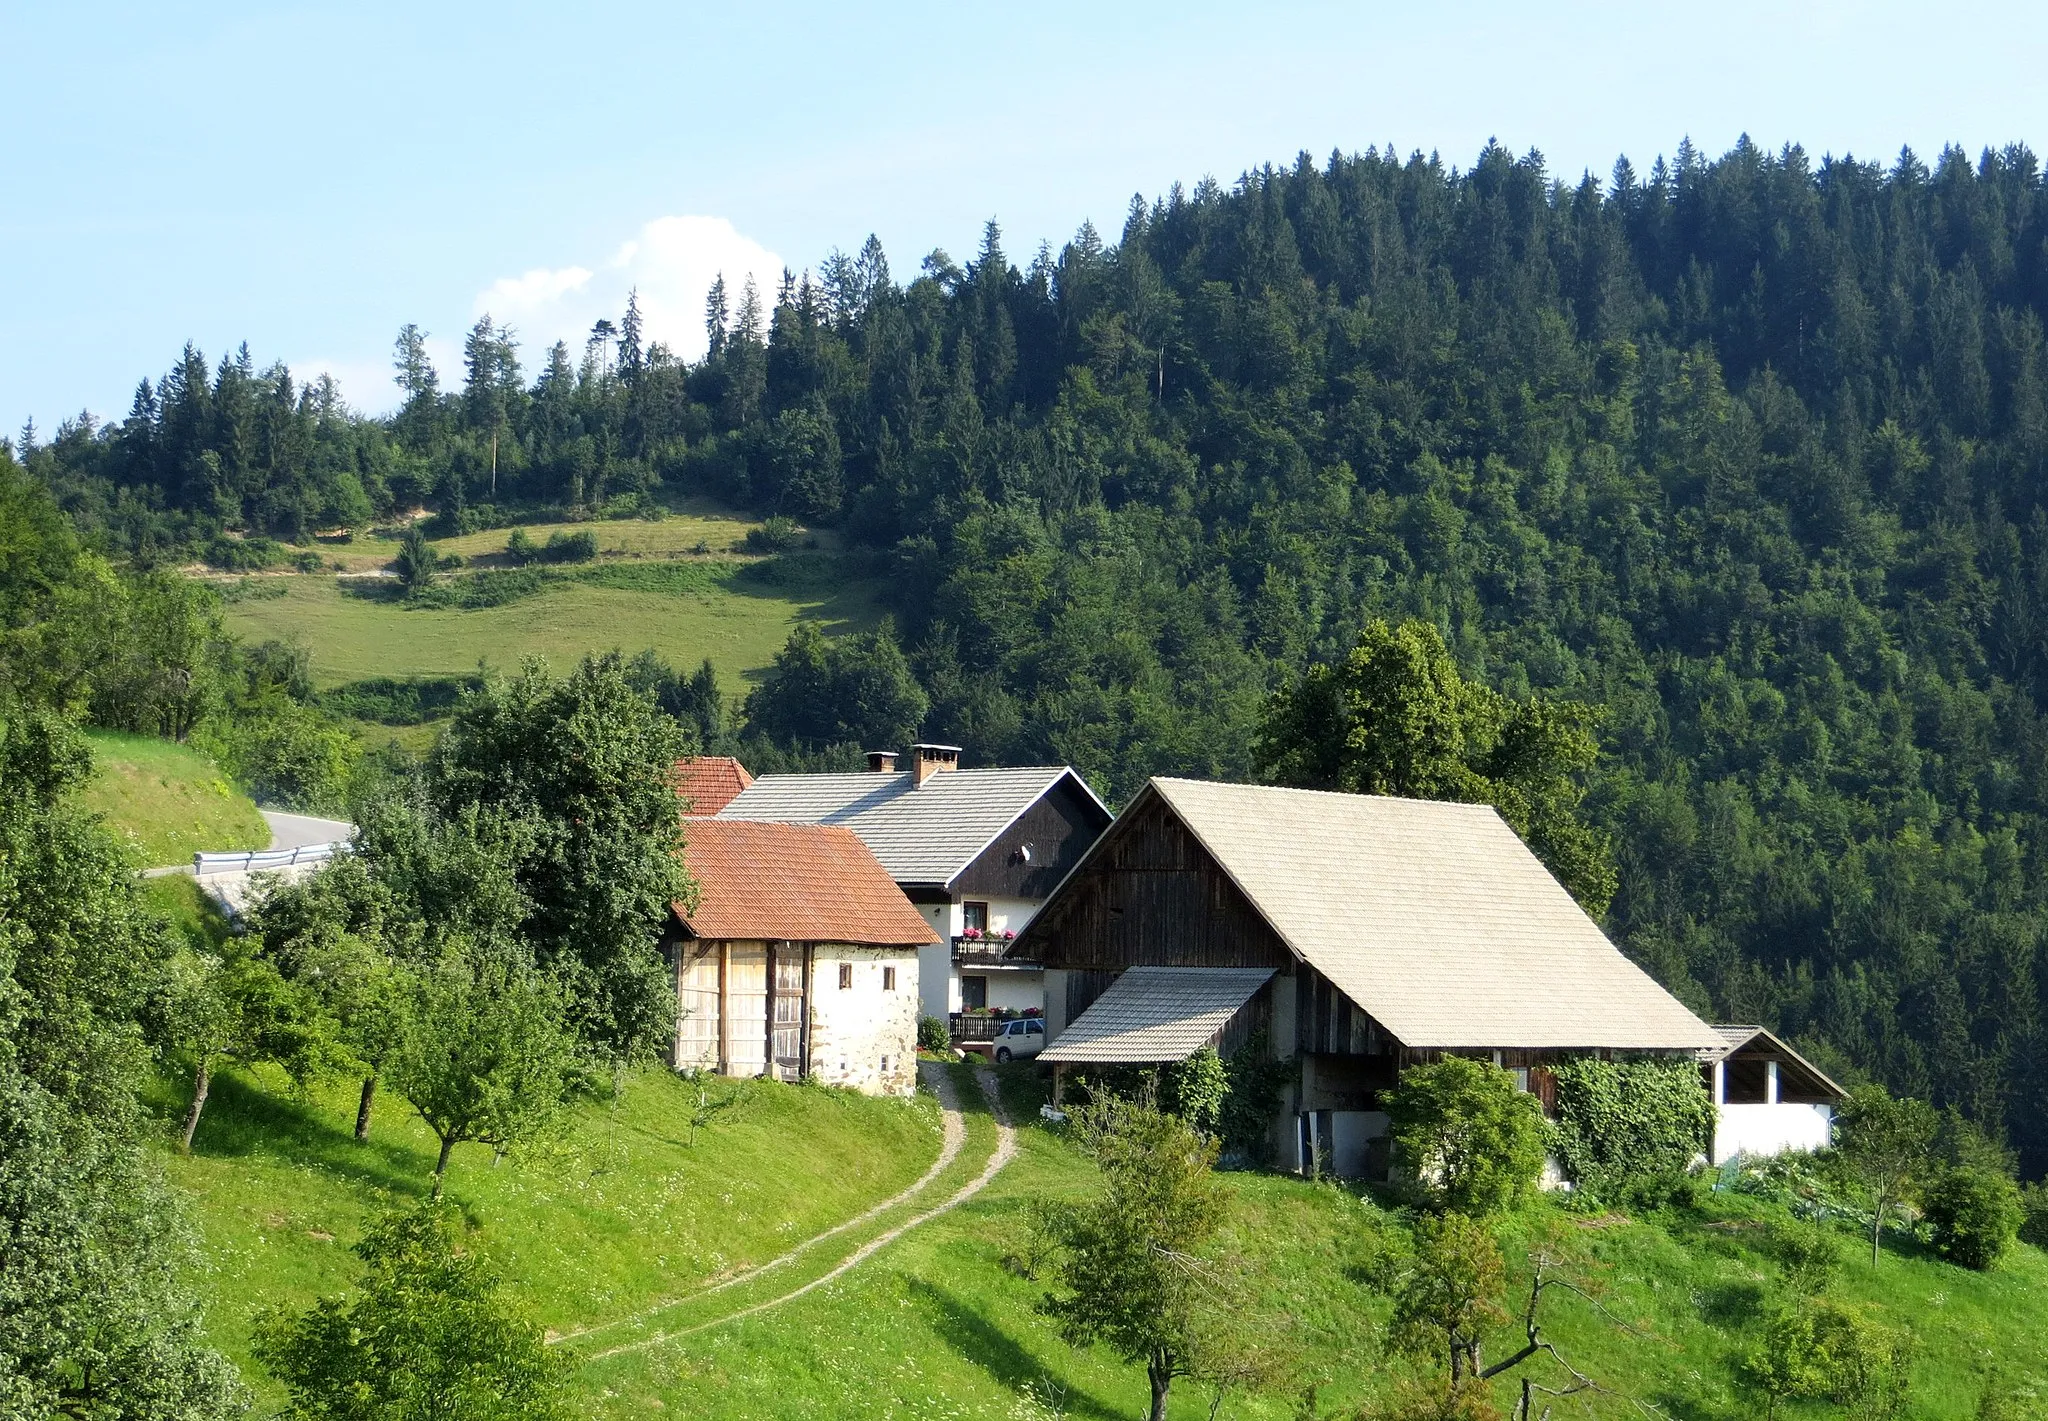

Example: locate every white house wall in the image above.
[1714,1103,1834,1164]
[809,945,920,1097]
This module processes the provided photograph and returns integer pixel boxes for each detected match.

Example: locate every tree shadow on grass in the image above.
[919,1283,1125,1421]
[165,1066,433,1202]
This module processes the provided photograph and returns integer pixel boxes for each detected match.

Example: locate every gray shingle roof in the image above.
[1141,778,1722,1052]
[1701,1025,1848,1097]
[716,767,1103,888]
[1041,967,1275,1063]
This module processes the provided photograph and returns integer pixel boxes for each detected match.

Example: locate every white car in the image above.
[992,1018,1046,1063]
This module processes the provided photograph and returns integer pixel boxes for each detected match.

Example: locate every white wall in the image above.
[917,940,952,1019]
[1714,1103,1834,1164]
[981,970,1044,1013]
[807,946,919,1097]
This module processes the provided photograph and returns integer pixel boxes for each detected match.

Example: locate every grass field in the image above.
[80,730,268,866]
[221,558,884,691]
[304,507,773,574]
[151,1060,944,1408]
[161,1050,2048,1419]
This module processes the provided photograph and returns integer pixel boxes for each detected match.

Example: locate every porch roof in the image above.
[1040,966,1274,1064]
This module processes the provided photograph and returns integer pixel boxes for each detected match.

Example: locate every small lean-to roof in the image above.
[675,756,754,816]
[1128,778,1721,1052]
[1702,1025,1849,1099]
[675,820,940,947]
[1041,967,1275,1064]
[717,766,1108,887]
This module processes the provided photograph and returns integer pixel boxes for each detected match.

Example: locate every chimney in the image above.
[911,743,962,787]
[865,750,898,774]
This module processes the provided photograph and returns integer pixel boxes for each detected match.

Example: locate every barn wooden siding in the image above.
[1026,793,1294,972]
[952,776,1112,901]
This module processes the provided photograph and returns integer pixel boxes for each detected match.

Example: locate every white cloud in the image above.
[475,215,785,366]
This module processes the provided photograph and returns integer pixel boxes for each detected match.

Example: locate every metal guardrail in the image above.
[949,1013,1002,1042]
[193,841,350,875]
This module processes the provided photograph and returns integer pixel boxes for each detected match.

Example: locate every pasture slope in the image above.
[157,1057,2048,1419]
[217,510,886,694]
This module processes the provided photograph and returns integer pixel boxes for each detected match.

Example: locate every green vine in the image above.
[1547,1055,1714,1197]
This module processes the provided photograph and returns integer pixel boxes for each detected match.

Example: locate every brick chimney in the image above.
[866,750,898,774]
[911,743,961,787]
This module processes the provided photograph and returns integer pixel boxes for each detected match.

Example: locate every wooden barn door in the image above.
[724,943,768,1077]
[769,943,809,1081]
[674,943,722,1071]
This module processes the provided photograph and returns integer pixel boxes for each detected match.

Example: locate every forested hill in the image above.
[25,137,2048,1170]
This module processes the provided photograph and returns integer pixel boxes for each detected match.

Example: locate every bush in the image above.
[1547,1055,1715,1198]
[204,534,286,571]
[742,515,803,553]
[540,530,597,563]
[505,528,538,564]
[1923,1166,2023,1270]
[2018,1180,2048,1249]
[917,1015,951,1053]
[1383,1056,1545,1214]
[1163,1046,1227,1135]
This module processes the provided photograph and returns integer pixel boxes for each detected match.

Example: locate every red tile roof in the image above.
[675,756,754,816]
[675,820,941,947]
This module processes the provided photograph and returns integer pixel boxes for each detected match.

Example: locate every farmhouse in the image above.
[666,819,937,1097]
[718,744,1112,1034]
[1015,777,1822,1175]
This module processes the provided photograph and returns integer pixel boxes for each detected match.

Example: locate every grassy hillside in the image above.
[160,1057,2048,1419]
[151,1062,944,1407]
[221,555,883,691]
[81,730,268,866]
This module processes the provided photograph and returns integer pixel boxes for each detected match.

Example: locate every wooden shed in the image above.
[667,820,939,1097]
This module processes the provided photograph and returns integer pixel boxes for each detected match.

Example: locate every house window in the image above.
[961,975,988,1010]
[838,962,853,990]
[882,966,896,991]
[962,901,989,934]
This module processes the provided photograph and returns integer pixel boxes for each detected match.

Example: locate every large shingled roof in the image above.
[1040,967,1275,1063]
[675,820,940,947]
[717,766,1106,887]
[1055,778,1719,1053]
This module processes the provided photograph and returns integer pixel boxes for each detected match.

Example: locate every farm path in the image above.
[579,1063,1017,1362]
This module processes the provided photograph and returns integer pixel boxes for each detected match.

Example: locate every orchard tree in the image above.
[256,1205,570,1421]
[1040,1096,1232,1421]
[1835,1085,1939,1266]
[426,654,692,1065]
[389,948,582,1199]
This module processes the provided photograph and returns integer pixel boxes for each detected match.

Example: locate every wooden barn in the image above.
[666,819,938,1097]
[1014,777,1731,1175]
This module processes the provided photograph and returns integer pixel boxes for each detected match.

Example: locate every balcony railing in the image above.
[949,1013,1002,1042]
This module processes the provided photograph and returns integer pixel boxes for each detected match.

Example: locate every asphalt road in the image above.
[261,809,355,851]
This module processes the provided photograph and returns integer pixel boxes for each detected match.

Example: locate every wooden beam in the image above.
[717,941,730,1076]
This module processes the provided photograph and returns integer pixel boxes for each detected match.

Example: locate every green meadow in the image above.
[81,730,269,866]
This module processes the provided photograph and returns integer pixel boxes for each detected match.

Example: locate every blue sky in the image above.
[4,0,2043,434]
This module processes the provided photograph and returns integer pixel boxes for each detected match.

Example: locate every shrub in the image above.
[917,1015,951,1053]
[2018,1180,2048,1249]
[742,515,803,553]
[204,534,286,571]
[540,530,597,563]
[1383,1056,1545,1215]
[1741,1297,1910,1419]
[1923,1166,2023,1270]
[506,528,538,564]
[1547,1055,1714,1198]
[1163,1046,1227,1135]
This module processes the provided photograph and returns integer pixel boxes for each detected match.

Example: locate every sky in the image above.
[4,0,2045,435]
